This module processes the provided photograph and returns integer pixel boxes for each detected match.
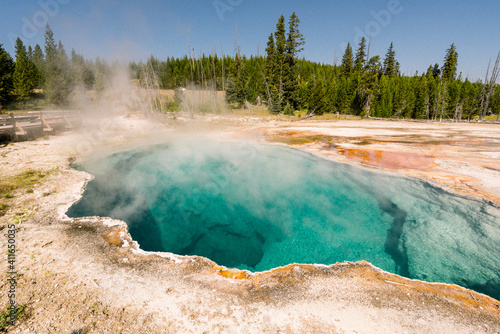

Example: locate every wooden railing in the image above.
[0,110,82,141]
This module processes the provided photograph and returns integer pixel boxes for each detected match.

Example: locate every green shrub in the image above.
[283,102,294,115]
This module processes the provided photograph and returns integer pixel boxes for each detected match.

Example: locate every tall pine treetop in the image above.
[0,43,15,103]
[341,43,353,77]
[442,43,458,81]
[354,37,367,72]
[57,40,67,58]
[265,33,276,79]
[14,37,34,100]
[44,24,57,60]
[266,33,276,57]
[33,44,44,63]
[275,15,286,55]
[14,37,27,61]
[43,24,73,105]
[265,13,306,112]
[286,12,305,57]
[383,42,398,77]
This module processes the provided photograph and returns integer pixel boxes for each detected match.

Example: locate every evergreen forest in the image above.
[1,16,499,121]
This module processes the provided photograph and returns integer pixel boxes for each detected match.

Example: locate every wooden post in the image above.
[9,113,17,141]
[62,110,73,129]
[9,113,26,140]
[39,111,52,132]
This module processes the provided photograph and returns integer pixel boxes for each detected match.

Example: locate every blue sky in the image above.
[1,0,499,81]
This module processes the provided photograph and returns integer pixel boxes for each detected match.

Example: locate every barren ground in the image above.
[1,113,499,333]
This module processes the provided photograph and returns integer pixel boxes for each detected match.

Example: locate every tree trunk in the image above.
[454,102,463,122]
[433,75,443,121]
[221,47,226,92]
[439,83,446,122]
[425,94,430,120]
[364,94,371,119]
[279,64,284,101]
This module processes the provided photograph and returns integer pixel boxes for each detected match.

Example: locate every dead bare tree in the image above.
[139,60,163,115]
[211,43,217,106]
[439,83,447,122]
[425,94,430,120]
[479,61,490,119]
[391,100,408,119]
[199,50,205,91]
[481,50,500,120]
[364,94,372,119]
[140,65,154,115]
[366,36,372,65]
[150,62,164,113]
[235,23,240,60]
[454,101,463,122]
[220,45,226,92]
[433,73,444,121]
[187,38,194,83]
[258,58,272,106]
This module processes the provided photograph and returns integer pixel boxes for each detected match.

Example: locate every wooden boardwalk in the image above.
[0,110,82,141]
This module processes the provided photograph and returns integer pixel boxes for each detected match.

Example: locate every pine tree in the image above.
[366,56,382,74]
[32,44,44,87]
[354,37,367,72]
[459,79,476,120]
[392,76,412,118]
[265,15,287,113]
[13,37,34,101]
[71,48,83,85]
[44,24,58,104]
[274,14,287,112]
[308,77,327,115]
[383,42,398,77]
[412,76,428,119]
[358,55,381,117]
[27,45,42,90]
[275,15,286,56]
[43,25,73,105]
[335,76,353,114]
[283,12,305,109]
[27,45,33,60]
[0,43,15,105]
[434,44,458,121]
[431,63,441,78]
[442,43,458,81]
[264,33,276,105]
[93,69,107,100]
[374,75,394,117]
[270,85,282,114]
[286,12,305,57]
[340,43,353,77]
[225,52,248,107]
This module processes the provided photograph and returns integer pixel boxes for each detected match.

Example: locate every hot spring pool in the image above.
[67,140,500,300]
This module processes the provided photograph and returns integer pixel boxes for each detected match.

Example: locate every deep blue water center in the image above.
[67,140,500,300]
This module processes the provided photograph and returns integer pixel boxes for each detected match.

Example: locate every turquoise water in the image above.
[67,140,500,300]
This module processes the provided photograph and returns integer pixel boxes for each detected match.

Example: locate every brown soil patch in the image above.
[339,148,435,169]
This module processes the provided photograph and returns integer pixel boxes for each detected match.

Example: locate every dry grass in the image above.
[0,168,58,216]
